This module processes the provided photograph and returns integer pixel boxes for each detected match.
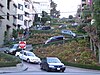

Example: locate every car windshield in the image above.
[9,45,14,48]
[9,44,18,48]
[26,52,36,57]
[47,58,61,63]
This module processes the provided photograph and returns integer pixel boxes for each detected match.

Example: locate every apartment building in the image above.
[0,0,35,46]
[14,0,35,29]
[0,0,5,46]
[81,0,92,11]
[0,0,17,46]
[33,0,50,17]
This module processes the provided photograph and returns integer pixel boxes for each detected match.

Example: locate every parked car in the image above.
[41,26,51,30]
[61,30,77,37]
[45,35,64,44]
[59,24,67,28]
[4,44,21,55]
[15,50,41,64]
[4,44,33,55]
[40,57,66,72]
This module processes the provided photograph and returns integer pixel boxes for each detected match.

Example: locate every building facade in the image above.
[14,0,35,29]
[0,0,17,46]
[81,0,93,11]
[0,0,36,46]
[33,0,50,17]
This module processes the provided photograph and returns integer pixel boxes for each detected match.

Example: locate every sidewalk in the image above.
[0,63,28,74]
[0,46,29,74]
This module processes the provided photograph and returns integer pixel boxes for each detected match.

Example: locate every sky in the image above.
[53,0,81,18]
[33,0,81,18]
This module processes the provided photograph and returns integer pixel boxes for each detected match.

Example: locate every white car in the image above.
[61,30,76,37]
[15,50,41,64]
[59,24,67,28]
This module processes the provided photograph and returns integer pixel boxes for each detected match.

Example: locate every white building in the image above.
[33,0,50,17]
[13,0,36,29]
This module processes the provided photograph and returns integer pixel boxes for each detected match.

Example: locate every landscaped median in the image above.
[0,52,21,67]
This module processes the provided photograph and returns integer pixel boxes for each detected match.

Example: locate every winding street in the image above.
[23,61,100,73]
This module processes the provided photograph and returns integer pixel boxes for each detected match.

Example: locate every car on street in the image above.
[35,26,51,30]
[41,26,51,30]
[45,35,64,44]
[61,29,77,37]
[59,24,67,28]
[15,50,41,64]
[4,44,33,55]
[40,57,66,72]
[4,44,21,55]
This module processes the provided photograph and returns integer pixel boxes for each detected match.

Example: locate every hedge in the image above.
[0,52,21,67]
[63,61,100,70]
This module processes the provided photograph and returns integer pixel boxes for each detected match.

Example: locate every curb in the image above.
[0,63,28,74]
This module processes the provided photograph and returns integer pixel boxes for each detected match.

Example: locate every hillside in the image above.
[33,39,99,66]
[26,30,100,69]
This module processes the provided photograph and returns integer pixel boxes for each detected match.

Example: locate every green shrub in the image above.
[0,52,21,67]
[63,61,100,70]
[77,23,87,34]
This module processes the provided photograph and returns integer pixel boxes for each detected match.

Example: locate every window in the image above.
[0,20,2,27]
[0,3,4,10]
[82,4,86,7]
[13,17,16,24]
[13,4,17,12]
[25,12,29,17]
[24,2,30,9]
[18,14,23,21]
[32,6,34,10]
[18,4,23,10]
[24,20,27,26]
[7,0,10,9]
[7,13,9,20]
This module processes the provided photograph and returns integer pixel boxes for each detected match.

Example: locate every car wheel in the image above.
[16,55,19,57]
[46,67,50,72]
[40,64,43,70]
[27,59,30,63]
[60,70,64,72]
[5,51,8,53]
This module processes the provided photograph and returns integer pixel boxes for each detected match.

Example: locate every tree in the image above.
[50,0,60,18]
[12,29,18,39]
[41,11,51,25]
[93,0,100,63]
[93,0,100,33]
[33,14,40,26]
[83,0,100,63]
[81,5,92,23]
[69,15,73,19]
